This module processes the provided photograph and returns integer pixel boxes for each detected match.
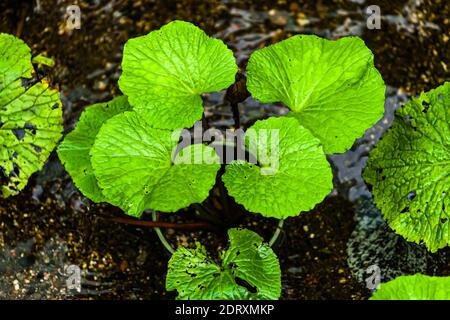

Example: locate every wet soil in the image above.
[1,0,450,299]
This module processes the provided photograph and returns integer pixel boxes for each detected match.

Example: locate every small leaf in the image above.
[31,54,55,67]
[118,20,238,129]
[247,35,385,154]
[370,274,450,300]
[90,111,220,217]
[57,96,132,202]
[166,228,281,300]
[222,117,333,218]
[0,33,62,197]
[364,82,450,252]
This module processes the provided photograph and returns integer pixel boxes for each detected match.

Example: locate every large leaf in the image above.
[364,83,450,252]
[247,35,385,154]
[222,117,333,218]
[118,20,237,129]
[90,111,220,217]
[0,33,62,197]
[166,228,281,300]
[370,274,450,300]
[57,96,132,202]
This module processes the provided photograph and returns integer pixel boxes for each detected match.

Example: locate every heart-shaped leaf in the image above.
[247,35,385,154]
[90,110,220,217]
[364,82,450,252]
[118,20,238,129]
[222,117,333,218]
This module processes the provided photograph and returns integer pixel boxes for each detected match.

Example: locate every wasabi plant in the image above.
[58,20,385,299]
[370,274,450,300]
[364,83,449,252]
[0,33,62,197]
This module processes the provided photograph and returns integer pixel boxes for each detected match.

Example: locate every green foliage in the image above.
[59,21,387,222]
[364,83,450,252]
[31,54,55,67]
[247,35,385,154]
[370,274,450,300]
[118,20,237,129]
[0,33,62,197]
[222,117,333,218]
[58,96,132,203]
[90,111,220,217]
[166,228,281,300]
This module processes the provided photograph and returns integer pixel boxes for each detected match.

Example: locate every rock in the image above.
[346,197,431,285]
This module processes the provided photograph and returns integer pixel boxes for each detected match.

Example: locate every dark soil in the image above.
[1,0,450,299]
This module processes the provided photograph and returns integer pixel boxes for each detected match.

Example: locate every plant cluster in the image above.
[1,20,448,300]
[56,21,387,299]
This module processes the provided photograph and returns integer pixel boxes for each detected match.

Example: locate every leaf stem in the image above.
[110,215,214,231]
[269,219,285,247]
[152,212,175,255]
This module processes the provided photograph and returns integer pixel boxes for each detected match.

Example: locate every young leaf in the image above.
[90,111,220,217]
[31,54,55,67]
[222,117,333,218]
[57,96,132,202]
[0,33,62,197]
[370,274,450,300]
[118,20,238,129]
[166,228,281,300]
[247,35,385,154]
[364,83,450,252]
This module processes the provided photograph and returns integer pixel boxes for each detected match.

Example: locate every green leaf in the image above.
[31,54,55,67]
[0,33,62,197]
[370,274,450,300]
[166,228,281,300]
[118,20,237,129]
[90,110,220,217]
[364,83,450,252]
[0,33,33,89]
[247,35,385,154]
[222,117,333,218]
[57,96,132,202]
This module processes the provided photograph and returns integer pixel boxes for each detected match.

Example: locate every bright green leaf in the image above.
[370,274,450,300]
[247,35,385,154]
[0,33,62,197]
[364,83,450,252]
[90,110,220,217]
[31,54,55,67]
[222,117,333,218]
[0,33,33,90]
[166,228,281,300]
[118,20,237,129]
[57,96,132,202]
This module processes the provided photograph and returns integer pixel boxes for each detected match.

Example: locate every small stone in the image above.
[13,279,20,291]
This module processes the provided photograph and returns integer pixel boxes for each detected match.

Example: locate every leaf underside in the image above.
[0,33,62,197]
[166,228,281,300]
[247,34,386,154]
[222,117,333,218]
[364,82,450,252]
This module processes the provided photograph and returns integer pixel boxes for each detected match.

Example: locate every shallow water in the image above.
[0,0,449,299]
